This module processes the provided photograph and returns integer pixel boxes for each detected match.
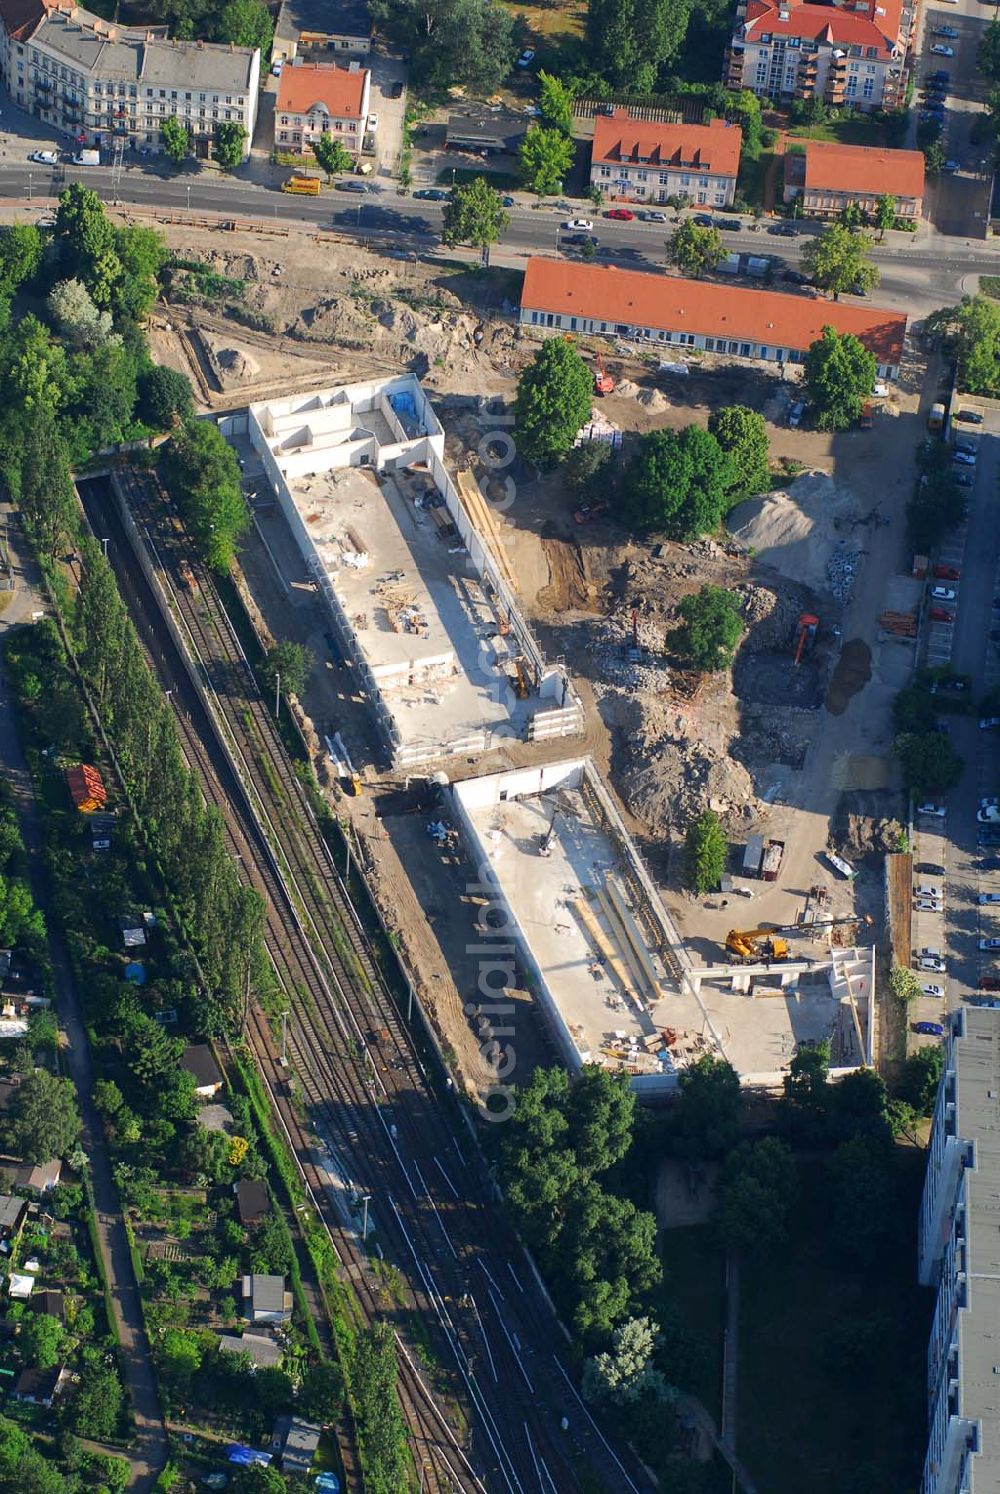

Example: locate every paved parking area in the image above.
[917,0,994,236]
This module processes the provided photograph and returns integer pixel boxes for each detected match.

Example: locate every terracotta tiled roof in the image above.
[0,0,44,42]
[797,139,924,200]
[743,0,902,53]
[592,112,742,178]
[520,258,906,367]
[277,62,367,118]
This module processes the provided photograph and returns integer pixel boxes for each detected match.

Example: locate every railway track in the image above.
[83,466,647,1494]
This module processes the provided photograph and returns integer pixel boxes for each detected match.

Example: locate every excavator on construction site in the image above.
[593,353,615,396]
[725,913,873,963]
[792,613,819,667]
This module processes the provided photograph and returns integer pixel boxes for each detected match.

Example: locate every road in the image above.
[911,403,1000,1042]
[0,512,166,1491]
[0,157,998,320]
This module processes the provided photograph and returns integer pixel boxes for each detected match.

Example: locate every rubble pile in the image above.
[586,611,672,691]
[826,547,862,602]
[736,583,815,653]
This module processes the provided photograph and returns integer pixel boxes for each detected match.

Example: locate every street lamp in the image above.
[186,182,191,214]
[279,1009,289,1066]
[360,1193,371,1240]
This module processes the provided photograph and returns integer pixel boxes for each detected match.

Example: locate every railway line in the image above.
[81,465,646,1494]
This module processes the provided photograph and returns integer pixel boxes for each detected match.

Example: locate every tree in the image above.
[780,1039,830,1146]
[350,1323,408,1494]
[53,186,121,310]
[369,0,514,93]
[565,1065,635,1174]
[160,116,190,166]
[3,1069,81,1163]
[259,639,313,700]
[562,1182,661,1342]
[831,1066,890,1143]
[137,365,193,429]
[47,279,115,348]
[923,139,945,177]
[828,1133,896,1262]
[582,1317,671,1406]
[839,200,865,233]
[622,426,735,538]
[312,133,353,181]
[896,1045,944,1115]
[0,225,43,291]
[804,325,877,432]
[801,223,879,301]
[980,16,1000,81]
[684,809,727,895]
[113,223,165,321]
[538,71,574,135]
[667,220,725,279]
[518,126,574,197]
[0,874,43,948]
[874,193,896,241]
[159,1328,203,1388]
[20,1312,64,1369]
[708,405,769,496]
[674,1054,741,1160]
[894,730,964,797]
[935,295,1000,396]
[717,1137,796,1254]
[161,417,249,571]
[65,1352,123,1440]
[670,585,743,673]
[586,0,689,91]
[214,121,247,170]
[888,963,921,1007]
[514,338,593,465]
[217,0,273,51]
[562,440,612,497]
[299,1359,344,1422]
[441,176,509,263]
[228,1468,287,1494]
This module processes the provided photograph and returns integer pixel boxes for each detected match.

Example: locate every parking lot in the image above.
[911,400,1000,1046]
[917,0,994,236]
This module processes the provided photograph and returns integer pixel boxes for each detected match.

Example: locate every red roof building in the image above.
[784,139,925,218]
[274,61,370,155]
[591,112,742,208]
[519,258,906,375]
[65,764,107,814]
[725,0,914,113]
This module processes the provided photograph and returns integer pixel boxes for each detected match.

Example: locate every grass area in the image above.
[659,1224,726,1422]
[436,166,521,191]
[786,115,887,147]
[499,0,585,44]
[737,150,773,211]
[981,275,1000,299]
[737,1150,930,1494]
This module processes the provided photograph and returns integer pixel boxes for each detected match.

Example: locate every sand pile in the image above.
[637,388,669,411]
[726,471,857,591]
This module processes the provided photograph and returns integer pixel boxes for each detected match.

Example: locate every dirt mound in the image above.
[615,379,641,398]
[826,638,871,715]
[636,388,668,412]
[727,471,857,591]
[833,794,904,857]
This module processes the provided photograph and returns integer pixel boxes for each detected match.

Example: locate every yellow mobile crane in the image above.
[725,914,872,964]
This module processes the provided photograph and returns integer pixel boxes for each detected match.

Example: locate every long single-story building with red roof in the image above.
[518,258,906,378]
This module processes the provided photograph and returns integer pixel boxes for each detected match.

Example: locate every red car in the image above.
[929,607,954,623]
[934,564,961,580]
[605,208,635,221]
[979,975,1000,991]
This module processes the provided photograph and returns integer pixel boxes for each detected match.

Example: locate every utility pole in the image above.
[274,670,280,720]
[100,537,109,558]
[361,1193,371,1241]
[280,1009,288,1065]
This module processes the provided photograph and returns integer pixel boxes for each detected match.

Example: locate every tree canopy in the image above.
[586,0,689,91]
[802,223,879,300]
[929,295,1000,397]
[312,134,353,181]
[217,0,273,51]
[259,640,313,700]
[804,325,877,432]
[894,730,964,797]
[161,417,249,571]
[674,1054,741,1159]
[707,405,769,496]
[538,71,575,134]
[622,426,735,537]
[1,1068,81,1163]
[684,809,727,894]
[441,177,510,261]
[667,221,725,279]
[518,126,574,197]
[896,1045,943,1115]
[214,121,247,169]
[160,116,190,165]
[717,1137,796,1254]
[369,0,514,93]
[514,338,593,465]
[669,584,743,672]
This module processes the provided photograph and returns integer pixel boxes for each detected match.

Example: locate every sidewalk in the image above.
[0,517,166,1490]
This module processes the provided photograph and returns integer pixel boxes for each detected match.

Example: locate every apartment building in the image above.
[519,257,906,378]
[783,138,925,218]
[0,0,259,157]
[918,1006,1000,1494]
[274,60,369,154]
[590,111,742,208]
[724,0,914,113]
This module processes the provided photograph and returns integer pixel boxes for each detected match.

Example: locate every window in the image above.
[170,90,177,99]
[185,92,191,100]
[866,63,876,73]
[636,169,647,181]
[159,88,165,97]
[279,130,287,141]
[224,109,231,119]
[199,92,205,101]
[788,35,800,46]
[699,176,709,187]
[862,76,874,97]
[866,45,878,57]
[697,191,707,203]
[600,165,611,178]
[681,173,690,185]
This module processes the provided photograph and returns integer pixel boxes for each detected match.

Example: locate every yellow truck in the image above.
[281,175,320,195]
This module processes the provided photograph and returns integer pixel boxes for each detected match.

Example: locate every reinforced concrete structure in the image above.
[918,1005,1000,1494]
[248,377,582,768]
[450,758,874,1096]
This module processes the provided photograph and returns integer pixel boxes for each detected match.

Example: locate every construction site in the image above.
[244,376,582,767]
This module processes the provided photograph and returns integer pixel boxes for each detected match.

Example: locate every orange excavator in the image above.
[725,913,872,963]
[594,353,615,396]
[792,613,819,666]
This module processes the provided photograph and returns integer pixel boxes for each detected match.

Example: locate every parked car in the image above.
[644,210,667,223]
[912,1021,945,1036]
[980,976,1000,991]
[782,269,808,285]
[931,586,957,601]
[928,69,951,81]
[28,150,58,166]
[955,438,978,455]
[957,409,984,424]
[693,213,714,227]
[915,884,944,899]
[714,217,742,231]
[930,43,955,55]
[980,938,1000,951]
[788,400,805,428]
[981,797,999,809]
[562,233,598,248]
[605,208,635,221]
[934,565,961,580]
[920,983,945,999]
[979,806,1000,823]
[336,180,368,193]
[563,217,593,231]
[413,188,449,201]
[933,24,959,35]
[915,898,944,912]
[769,223,798,237]
[916,862,946,876]
[981,857,1000,872]
[929,608,954,623]
[917,802,946,817]
[942,160,961,172]
[953,449,977,466]
[980,893,1000,904]
[955,472,975,487]
[918,955,947,972]
[500,195,514,207]
[980,717,1000,730]
[516,48,536,66]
